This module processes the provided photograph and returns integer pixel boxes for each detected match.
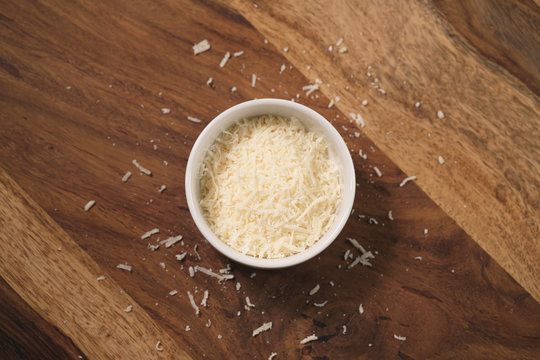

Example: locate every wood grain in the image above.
[0,168,191,359]
[229,0,540,301]
[1,0,539,358]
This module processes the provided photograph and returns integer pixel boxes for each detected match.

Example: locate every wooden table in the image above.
[1,1,539,359]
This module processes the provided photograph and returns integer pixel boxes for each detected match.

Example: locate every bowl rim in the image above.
[185,98,355,269]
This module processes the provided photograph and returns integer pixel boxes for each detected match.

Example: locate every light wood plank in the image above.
[0,167,191,359]
[230,0,540,301]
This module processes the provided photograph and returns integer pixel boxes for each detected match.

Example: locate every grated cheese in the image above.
[373,166,382,177]
[313,300,328,307]
[189,266,195,277]
[251,74,257,87]
[158,185,167,193]
[187,291,200,315]
[155,341,164,351]
[236,282,241,291]
[438,155,445,165]
[84,200,96,212]
[394,334,406,341]
[219,51,231,68]
[193,39,210,55]
[141,228,159,240]
[176,252,187,261]
[309,284,320,296]
[415,101,422,108]
[280,64,286,74]
[437,110,445,119]
[233,51,244,57]
[194,265,234,282]
[160,235,183,248]
[206,77,214,86]
[116,264,132,272]
[300,334,318,344]
[199,115,341,258]
[169,290,178,296]
[124,305,133,313]
[388,211,394,221]
[302,84,319,96]
[96,275,106,281]
[161,108,171,115]
[187,116,202,123]
[415,256,422,260]
[147,243,159,251]
[359,304,364,314]
[342,325,347,334]
[399,176,417,187]
[231,86,237,92]
[338,46,348,53]
[132,159,152,176]
[359,149,367,160]
[336,37,344,46]
[246,296,255,308]
[362,99,368,106]
[201,290,209,307]
[328,99,334,108]
[349,113,365,128]
[268,353,277,360]
[122,171,132,182]
[252,322,272,337]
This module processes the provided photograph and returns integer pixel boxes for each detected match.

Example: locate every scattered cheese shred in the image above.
[147,243,159,251]
[158,185,167,193]
[309,284,320,296]
[96,275,106,281]
[268,352,277,360]
[350,113,365,128]
[233,51,244,57]
[201,290,209,307]
[313,300,328,307]
[193,39,210,55]
[438,155,445,165]
[219,51,231,68]
[338,46,348,53]
[84,200,96,212]
[200,115,341,258]
[155,340,164,351]
[161,108,171,115]
[399,176,417,187]
[176,252,187,261]
[246,296,255,308]
[300,334,318,344]
[302,84,319,96]
[252,322,273,337]
[141,228,159,240]
[206,77,213,86]
[373,166,382,177]
[359,304,364,314]
[122,171,132,182]
[132,159,151,176]
[280,64,286,74]
[251,74,257,87]
[388,210,394,221]
[437,110,445,119]
[169,290,178,296]
[394,334,407,341]
[187,116,202,123]
[116,264,132,272]
[194,265,234,282]
[160,235,183,248]
[124,305,133,313]
[187,291,200,315]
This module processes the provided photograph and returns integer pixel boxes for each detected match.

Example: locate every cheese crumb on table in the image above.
[132,159,151,176]
[96,275,106,281]
[155,341,164,351]
[300,334,318,344]
[437,110,445,119]
[251,74,257,87]
[252,322,272,336]
[359,303,364,314]
[399,175,417,187]
[187,291,200,315]
[219,51,231,68]
[309,284,320,296]
[122,171,132,182]
[124,305,133,313]
[169,290,178,296]
[193,39,210,55]
[187,116,202,123]
[116,264,132,272]
[141,228,159,240]
[438,155,445,165]
[161,108,171,115]
[394,334,407,341]
[84,200,96,212]
[268,352,277,360]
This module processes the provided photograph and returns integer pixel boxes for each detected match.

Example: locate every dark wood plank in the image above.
[0,0,539,359]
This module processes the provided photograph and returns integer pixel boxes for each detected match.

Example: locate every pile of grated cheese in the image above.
[199,115,341,258]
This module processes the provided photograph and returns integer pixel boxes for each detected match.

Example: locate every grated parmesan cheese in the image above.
[302,84,319,96]
[373,166,382,177]
[438,155,445,165]
[189,266,195,277]
[187,291,200,315]
[394,334,406,341]
[116,264,132,272]
[200,290,209,307]
[96,275,106,281]
[313,300,328,307]
[141,228,159,240]
[399,175,417,187]
[359,304,364,314]
[268,353,277,360]
[124,305,133,313]
[169,290,178,296]
[219,51,231,68]
[193,39,210,55]
[160,235,183,248]
[280,64,286,74]
[84,200,96,212]
[309,284,320,296]
[194,265,234,282]
[251,74,257,87]
[176,252,187,261]
[187,116,202,123]
[233,51,244,57]
[206,77,214,86]
[158,185,167,193]
[155,341,164,351]
[161,108,171,115]
[252,322,272,337]
[122,171,132,182]
[388,210,394,221]
[246,296,255,308]
[132,159,151,176]
[199,115,341,258]
[300,334,318,344]
[437,110,445,119]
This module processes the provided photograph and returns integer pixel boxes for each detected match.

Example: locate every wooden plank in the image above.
[229,0,540,301]
[1,0,539,358]
[0,168,191,359]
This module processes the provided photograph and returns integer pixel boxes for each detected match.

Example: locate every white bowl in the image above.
[185,99,355,269]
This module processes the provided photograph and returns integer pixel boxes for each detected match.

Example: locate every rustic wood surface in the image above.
[0,1,539,359]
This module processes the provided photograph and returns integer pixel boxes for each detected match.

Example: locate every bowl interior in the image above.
[186,99,355,268]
